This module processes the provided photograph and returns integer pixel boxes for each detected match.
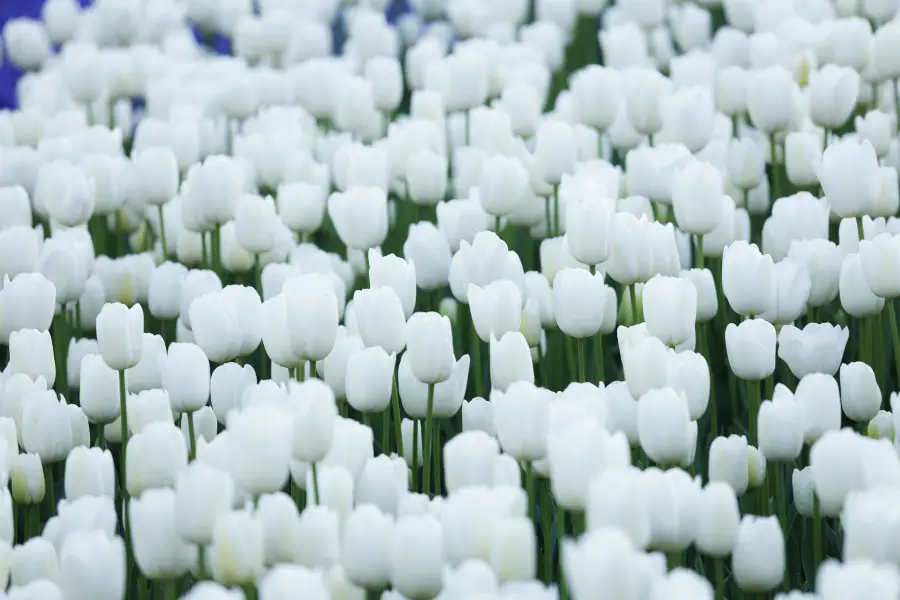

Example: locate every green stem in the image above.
[769,133,781,201]
[411,420,419,492]
[886,299,900,388]
[242,584,258,600]
[629,284,640,324]
[157,204,168,261]
[391,371,403,457]
[552,184,560,238]
[471,315,484,397]
[747,378,760,447]
[311,462,321,505]
[557,503,568,600]
[576,337,586,383]
[96,425,106,450]
[812,492,823,582]
[186,411,197,461]
[714,558,725,600]
[433,420,442,496]
[43,463,55,519]
[423,384,435,495]
[164,578,178,600]
[523,461,536,524]
[593,332,605,384]
[381,408,390,455]
[695,234,705,270]
[201,232,210,270]
[253,253,262,295]
[570,509,585,537]
[541,481,554,583]
[211,223,222,277]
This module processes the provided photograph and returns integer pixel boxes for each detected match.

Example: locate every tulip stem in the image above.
[391,371,403,457]
[812,492,823,582]
[211,223,222,277]
[161,579,178,600]
[576,337,586,383]
[556,503,568,600]
[471,317,484,397]
[423,384,435,495]
[629,285,640,324]
[540,481,554,582]
[311,462,321,505]
[593,332,605,384]
[411,420,419,491]
[885,299,900,388]
[95,425,106,450]
[769,133,781,201]
[714,558,725,600]
[186,411,197,461]
[433,420,442,495]
[253,253,262,295]
[746,378,760,447]
[157,204,168,261]
[523,460,536,524]
[381,408,390,454]
[694,234,704,270]
[43,463,55,519]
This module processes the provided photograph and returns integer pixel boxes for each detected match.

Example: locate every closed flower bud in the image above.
[10,453,44,505]
[11,537,58,587]
[492,382,552,462]
[638,388,695,466]
[552,268,608,339]
[746,66,794,133]
[406,149,448,207]
[694,482,740,557]
[209,510,266,586]
[722,241,774,317]
[346,347,395,414]
[672,160,724,235]
[79,353,120,424]
[868,410,894,441]
[403,222,452,291]
[841,252,885,317]
[126,422,188,497]
[642,275,697,348]
[818,139,880,219]
[841,362,882,423]
[277,182,327,235]
[130,488,195,580]
[160,342,211,414]
[708,435,749,495]
[726,318,777,381]
[808,65,860,129]
[64,446,114,500]
[534,119,577,185]
[342,505,394,590]
[148,261,188,321]
[728,137,765,191]
[175,463,235,546]
[0,272,57,343]
[777,323,849,379]
[757,386,804,462]
[784,132,822,188]
[797,374,842,445]
[565,199,614,266]
[328,187,389,251]
[96,302,144,371]
[405,312,455,384]
[732,515,785,593]
[58,530,126,600]
[389,515,444,600]
[9,329,56,388]
[490,332,534,394]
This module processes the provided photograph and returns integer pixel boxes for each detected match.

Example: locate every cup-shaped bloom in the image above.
[188,292,242,363]
[398,353,470,420]
[731,515,785,593]
[227,403,293,496]
[492,382,552,462]
[64,446,115,500]
[708,435,749,495]
[174,463,236,547]
[286,286,339,362]
[9,329,55,388]
[133,147,178,206]
[22,390,72,463]
[405,312,455,384]
[351,287,406,354]
[727,137,765,191]
[840,252,886,318]
[469,279,523,343]
[745,65,794,133]
[564,199,615,267]
[552,268,607,339]
[489,332,534,393]
[722,241,773,317]
[725,318,777,381]
[126,334,166,393]
[760,257,812,325]
[234,194,278,255]
[210,362,257,424]
[79,354,120,424]
[328,186,389,251]
[130,488,195,580]
[787,239,841,309]
[369,250,417,320]
[389,515,444,600]
[277,181,327,235]
[403,222,452,291]
[126,422,188,497]
[777,323,849,379]
[548,421,630,512]
[0,272,56,343]
[807,64,860,130]
[534,119,577,185]
[859,232,900,299]
[10,453,44,505]
[160,342,211,414]
[291,379,338,464]
[672,159,724,235]
[818,138,880,219]
[96,302,144,371]
[797,374,842,446]
[637,387,695,467]
[757,386,804,462]
[342,505,395,590]
[11,537,59,587]
[642,275,697,348]
[840,362,882,424]
[345,347,396,414]
[58,529,126,600]
[563,527,644,600]
[694,482,740,558]
[148,261,187,321]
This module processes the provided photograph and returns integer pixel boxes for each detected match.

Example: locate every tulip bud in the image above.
[405,312,455,385]
[160,342,211,414]
[328,187,389,251]
[551,268,608,339]
[389,515,444,600]
[642,275,697,348]
[777,323,849,379]
[130,488,195,580]
[58,530,126,600]
[708,435,750,495]
[403,222,452,291]
[10,453,44,505]
[840,362,882,423]
[209,510,266,587]
[346,347,395,414]
[695,482,740,558]
[229,403,293,496]
[64,446,114,500]
[746,66,794,133]
[808,65,860,130]
[96,302,144,371]
[132,148,178,206]
[722,241,774,317]
[840,252,885,318]
[818,139,880,219]
[732,515,785,593]
[0,273,57,343]
[489,332,534,393]
[9,329,56,388]
[725,318,777,381]
[126,422,188,497]
[797,374,842,445]
[637,388,695,466]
